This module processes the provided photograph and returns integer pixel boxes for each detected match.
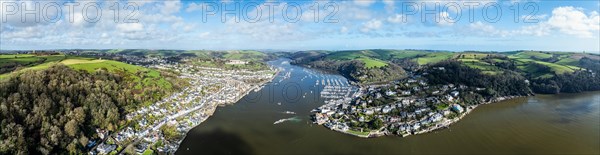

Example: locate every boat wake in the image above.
[274,117,301,125]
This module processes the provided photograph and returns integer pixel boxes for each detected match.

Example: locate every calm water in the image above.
[176,59,600,155]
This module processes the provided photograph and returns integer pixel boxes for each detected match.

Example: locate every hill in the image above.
[1,55,181,100]
[290,50,600,93]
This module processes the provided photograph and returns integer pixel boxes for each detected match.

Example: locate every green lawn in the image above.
[142,149,154,155]
[346,129,370,137]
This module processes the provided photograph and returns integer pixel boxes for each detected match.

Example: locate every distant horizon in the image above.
[1,48,599,54]
[1,1,599,51]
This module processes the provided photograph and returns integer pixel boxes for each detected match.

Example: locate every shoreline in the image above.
[322,95,527,138]
[171,67,280,151]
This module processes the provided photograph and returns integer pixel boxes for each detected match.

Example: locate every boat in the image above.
[273,119,286,124]
[282,111,296,114]
[273,117,300,125]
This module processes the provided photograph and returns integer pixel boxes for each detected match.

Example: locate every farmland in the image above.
[0,55,173,91]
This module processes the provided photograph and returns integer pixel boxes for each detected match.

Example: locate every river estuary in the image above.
[176,59,600,155]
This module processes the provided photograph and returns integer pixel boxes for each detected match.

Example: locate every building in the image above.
[96,144,116,154]
[385,90,397,96]
[381,106,393,114]
[452,104,464,113]
[450,91,459,97]
[314,113,328,125]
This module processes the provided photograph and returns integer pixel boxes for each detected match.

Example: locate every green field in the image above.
[455,53,493,59]
[222,50,267,61]
[1,56,173,90]
[325,49,424,61]
[323,50,390,68]
[511,56,579,78]
[511,51,554,59]
[356,57,387,68]
[415,52,454,65]
[0,54,67,65]
[68,60,172,89]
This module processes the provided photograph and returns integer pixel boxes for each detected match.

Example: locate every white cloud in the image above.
[117,23,144,32]
[198,32,211,38]
[186,2,205,12]
[336,1,373,20]
[456,6,599,38]
[383,0,395,12]
[340,26,349,34]
[438,12,455,26]
[354,0,376,7]
[387,14,406,24]
[544,6,599,38]
[160,0,181,15]
[520,14,548,22]
[361,19,382,32]
[1,0,193,49]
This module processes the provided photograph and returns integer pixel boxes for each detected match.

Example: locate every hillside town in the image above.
[312,68,483,138]
[89,59,277,154]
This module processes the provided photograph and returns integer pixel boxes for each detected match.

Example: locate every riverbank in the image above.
[93,63,279,154]
[324,95,527,138]
[310,68,534,139]
[169,68,279,150]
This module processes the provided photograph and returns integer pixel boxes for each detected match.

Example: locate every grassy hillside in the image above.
[1,55,173,91]
[292,50,599,82]
[415,52,455,65]
[222,50,268,61]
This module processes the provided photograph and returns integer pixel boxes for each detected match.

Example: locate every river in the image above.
[176,59,600,155]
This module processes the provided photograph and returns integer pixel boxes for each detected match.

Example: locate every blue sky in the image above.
[1,0,599,52]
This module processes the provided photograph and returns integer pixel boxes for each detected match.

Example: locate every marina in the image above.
[176,59,600,155]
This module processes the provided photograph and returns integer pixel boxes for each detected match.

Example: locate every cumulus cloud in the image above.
[117,23,144,32]
[383,0,395,12]
[437,11,456,26]
[340,26,349,34]
[361,19,382,32]
[353,0,376,7]
[1,0,195,48]
[387,14,406,24]
[544,6,599,38]
[458,6,600,39]
[186,2,205,12]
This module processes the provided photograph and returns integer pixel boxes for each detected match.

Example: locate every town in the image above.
[312,67,495,138]
[89,58,277,154]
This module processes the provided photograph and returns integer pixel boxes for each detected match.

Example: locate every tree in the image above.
[370,118,384,129]
[64,120,79,137]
